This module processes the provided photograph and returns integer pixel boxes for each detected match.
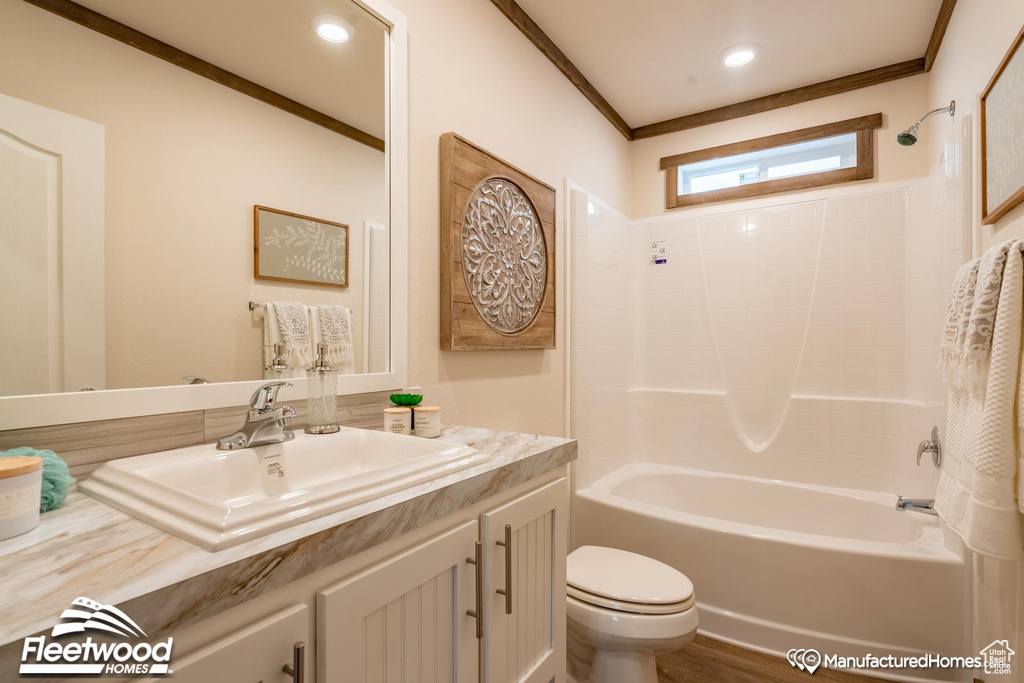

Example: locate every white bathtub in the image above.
[573,464,969,682]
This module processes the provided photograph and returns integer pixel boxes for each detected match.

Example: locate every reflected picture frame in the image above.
[981,25,1024,225]
[254,205,349,288]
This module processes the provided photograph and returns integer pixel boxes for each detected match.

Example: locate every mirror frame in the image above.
[0,0,408,430]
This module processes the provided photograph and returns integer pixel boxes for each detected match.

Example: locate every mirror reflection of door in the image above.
[0,93,105,395]
[0,0,388,396]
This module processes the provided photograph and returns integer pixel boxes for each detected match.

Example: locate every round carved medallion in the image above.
[461,178,547,335]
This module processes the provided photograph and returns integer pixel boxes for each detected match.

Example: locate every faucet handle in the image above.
[250,381,292,412]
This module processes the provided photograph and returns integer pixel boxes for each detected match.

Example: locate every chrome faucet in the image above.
[217,381,296,450]
[896,495,937,516]
[917,426,942,468]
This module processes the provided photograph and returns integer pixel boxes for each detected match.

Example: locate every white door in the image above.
[318,521,480,683]
[362,219,389,374]
[482,478,569,683]
[0,93,104,395]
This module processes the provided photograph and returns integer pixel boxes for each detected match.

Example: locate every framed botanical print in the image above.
[254,205,349,287]
[981,25,1024,225]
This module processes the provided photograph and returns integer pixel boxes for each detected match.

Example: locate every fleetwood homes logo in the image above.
[19,597,173,676]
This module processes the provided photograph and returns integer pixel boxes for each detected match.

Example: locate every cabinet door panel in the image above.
[138,604,309,683]
[318,521,478,683]
[482,478,567,683]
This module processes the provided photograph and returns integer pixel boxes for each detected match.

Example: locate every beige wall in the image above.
[629,75,931,219]
[0,1,386,389]
[387,0,631,437]
[928,1,1024,672]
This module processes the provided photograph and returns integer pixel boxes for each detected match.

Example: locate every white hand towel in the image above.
[934,241,1024,561]
[310,305,355,375]
[263,301,312,377]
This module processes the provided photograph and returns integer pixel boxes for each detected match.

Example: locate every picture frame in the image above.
[254,205,349,288]
[981,25,1024,225]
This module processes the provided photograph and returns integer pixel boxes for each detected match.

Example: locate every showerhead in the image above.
[897,126,919,146]
[896,100,955,147]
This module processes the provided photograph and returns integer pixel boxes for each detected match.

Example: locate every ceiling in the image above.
[72,0,386,140]
[514,0,944,128]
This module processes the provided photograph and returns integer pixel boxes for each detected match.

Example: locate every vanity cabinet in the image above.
[318,521,480,683]
[153,472,569,683]
[481,479,567,683]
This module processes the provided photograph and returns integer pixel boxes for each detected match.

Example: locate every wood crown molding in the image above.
[22,0,386,152]
[491,0,957,140]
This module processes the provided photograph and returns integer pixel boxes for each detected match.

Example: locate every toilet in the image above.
[566,546,699,683]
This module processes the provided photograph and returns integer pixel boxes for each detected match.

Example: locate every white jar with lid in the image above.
[384,407,412,435]
[0,456,42,541]
[413,406,442,438]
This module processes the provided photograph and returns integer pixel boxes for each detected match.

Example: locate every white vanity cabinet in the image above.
[318,521,480,683]
[154,472,569,683]
[481,479,568,683]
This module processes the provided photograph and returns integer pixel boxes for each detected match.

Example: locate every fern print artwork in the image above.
[254,206,349,288]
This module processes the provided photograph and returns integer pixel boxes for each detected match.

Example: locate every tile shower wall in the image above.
[573,117,970,497]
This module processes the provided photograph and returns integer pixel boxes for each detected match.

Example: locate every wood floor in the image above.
[657,635,885,683]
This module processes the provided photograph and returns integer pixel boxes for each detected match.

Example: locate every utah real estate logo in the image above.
[20,597,173,676]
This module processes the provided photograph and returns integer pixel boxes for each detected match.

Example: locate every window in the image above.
[661,114,882,209]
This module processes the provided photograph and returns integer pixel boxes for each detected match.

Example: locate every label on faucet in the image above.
[254,443,288,495]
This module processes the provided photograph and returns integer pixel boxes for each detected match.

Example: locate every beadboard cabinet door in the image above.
[481,478,568,683]
[318,520,480,683]
[141,604,309,683]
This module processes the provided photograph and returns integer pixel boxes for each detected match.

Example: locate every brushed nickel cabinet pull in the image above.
[282,641,305,683]
[465,541,484,639]
[495,524,513,615]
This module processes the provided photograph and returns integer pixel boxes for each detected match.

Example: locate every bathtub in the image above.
[573,464,969,682]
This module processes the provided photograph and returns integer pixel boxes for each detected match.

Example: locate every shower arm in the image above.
[913,101,956,128]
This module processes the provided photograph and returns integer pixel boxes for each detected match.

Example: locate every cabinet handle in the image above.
[282,641,305,683]
[495,524,513,615]
[465,541,484,639]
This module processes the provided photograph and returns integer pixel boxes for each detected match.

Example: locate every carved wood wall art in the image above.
[440,133,556,350]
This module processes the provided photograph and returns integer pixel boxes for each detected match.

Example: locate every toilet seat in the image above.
[567,546,695,615]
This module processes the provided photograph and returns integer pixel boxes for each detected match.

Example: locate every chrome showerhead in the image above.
[897,126,919,146]
[896,100,955,147]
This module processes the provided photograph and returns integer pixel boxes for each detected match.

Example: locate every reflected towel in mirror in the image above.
[311,305,355,375]
[263,301,312,377]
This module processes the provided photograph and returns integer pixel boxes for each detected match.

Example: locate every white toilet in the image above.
[566,546,698,683]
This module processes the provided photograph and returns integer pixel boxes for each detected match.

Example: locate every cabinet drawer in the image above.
[138,604,309,683]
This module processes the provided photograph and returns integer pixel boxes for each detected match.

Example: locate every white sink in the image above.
[79,427,489,551]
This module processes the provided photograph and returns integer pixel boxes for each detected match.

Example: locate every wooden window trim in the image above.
[661,113,883,209]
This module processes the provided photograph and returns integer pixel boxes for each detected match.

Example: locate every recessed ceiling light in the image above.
[311,14,354,43]
[721,43,759,67]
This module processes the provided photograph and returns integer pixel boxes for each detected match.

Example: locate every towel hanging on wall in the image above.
[263,301,312,378]
[935,239,1024,561]
[311,305,355,375]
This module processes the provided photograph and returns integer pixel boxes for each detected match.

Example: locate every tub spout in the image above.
[896,496,937,516]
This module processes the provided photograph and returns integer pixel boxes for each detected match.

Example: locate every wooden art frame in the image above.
[439,133,556,350]
[981,25,1024,225]
[660,113,883,209]
[254,205,350,288]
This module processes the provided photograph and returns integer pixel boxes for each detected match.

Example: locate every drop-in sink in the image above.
[79,427,489,551]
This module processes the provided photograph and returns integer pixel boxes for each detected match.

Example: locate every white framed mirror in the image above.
[0,0,407,429]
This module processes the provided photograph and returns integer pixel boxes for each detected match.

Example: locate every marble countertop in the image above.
[0,425,575,648]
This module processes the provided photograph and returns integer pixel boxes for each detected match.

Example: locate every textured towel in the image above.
[311,305,355,375]
[263,301,311,378]
[934,240,1024,560]
[938,241,1013,397]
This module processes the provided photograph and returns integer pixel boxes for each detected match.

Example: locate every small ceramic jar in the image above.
[413,406,442,438]
[0,456,42,542]
[384,407,413,435]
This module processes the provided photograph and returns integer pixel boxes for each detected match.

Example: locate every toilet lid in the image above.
[567,546,694,607]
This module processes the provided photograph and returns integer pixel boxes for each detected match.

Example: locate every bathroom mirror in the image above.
[0,0,408,416]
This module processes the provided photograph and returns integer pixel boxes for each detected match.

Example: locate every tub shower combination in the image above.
[570,149,972,681]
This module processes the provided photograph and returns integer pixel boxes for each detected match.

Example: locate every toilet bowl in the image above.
[565,546,698,683]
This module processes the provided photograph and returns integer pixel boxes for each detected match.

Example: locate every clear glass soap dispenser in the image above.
[306,343,340,434]
[265,343,291,380]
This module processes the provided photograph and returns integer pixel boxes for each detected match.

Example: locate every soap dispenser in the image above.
[306,343,340,434]
[265,343,291,380]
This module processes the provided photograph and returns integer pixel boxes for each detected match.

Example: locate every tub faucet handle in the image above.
[916,426,942,468]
